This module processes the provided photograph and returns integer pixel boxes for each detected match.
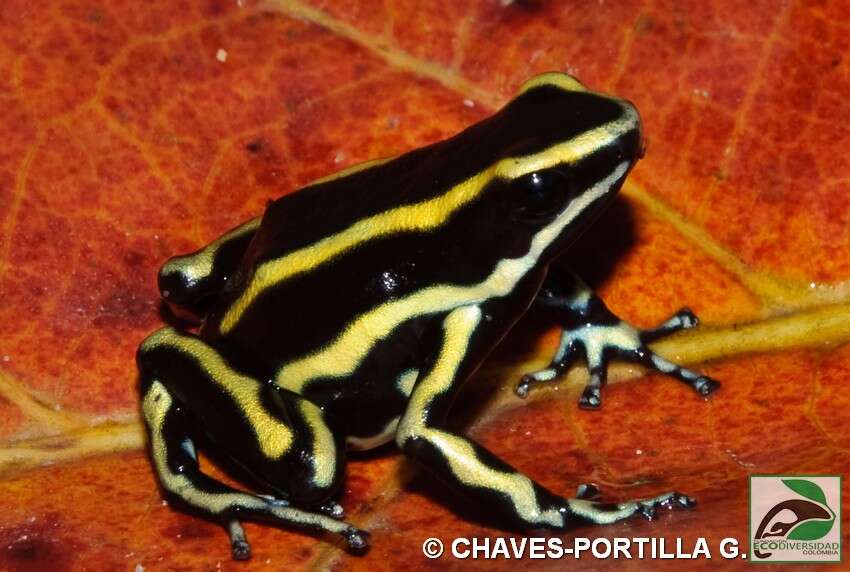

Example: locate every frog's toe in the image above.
[637,503,656,520]
[675,307,699,329]
[344,528,370,552]
[639,307,702,343]
[231,539,251,560]
[515,369,559,398]
[515,375,532,399]
[578,380,604,410]
[662,492,696,509]
[636,349,719,401]
[228,520,252,560]
[321,501,345,519]
[575,483,601,500]
[693,376,720,397]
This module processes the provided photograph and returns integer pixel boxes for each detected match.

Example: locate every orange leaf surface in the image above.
[1,1,849,569]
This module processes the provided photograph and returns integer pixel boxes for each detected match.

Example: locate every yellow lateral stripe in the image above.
[298,400,336,488]
[161,217,261,282]
[142,329,293,459]
[396,307,562,528]
[221,110,637,334]
[275,163,629,392]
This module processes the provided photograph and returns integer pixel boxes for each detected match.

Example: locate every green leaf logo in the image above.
[788,520,833,541]
[783,479,828,506]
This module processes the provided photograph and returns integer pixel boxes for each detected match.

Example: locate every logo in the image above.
[750,475,841,563]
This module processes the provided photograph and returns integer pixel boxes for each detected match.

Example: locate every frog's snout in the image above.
[616,100,644,164]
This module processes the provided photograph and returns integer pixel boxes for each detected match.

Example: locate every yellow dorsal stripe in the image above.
[220,110,636,334]
[275,163,629,393]
[519,71,586,94]
[142,329,294,459]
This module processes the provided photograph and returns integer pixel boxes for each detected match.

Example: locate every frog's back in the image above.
[200,118,491,370]
[200,84,630,377]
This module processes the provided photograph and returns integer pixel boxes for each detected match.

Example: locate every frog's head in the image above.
[451,71,643,265]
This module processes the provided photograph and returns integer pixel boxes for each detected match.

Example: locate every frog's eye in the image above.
[515,169,574,221]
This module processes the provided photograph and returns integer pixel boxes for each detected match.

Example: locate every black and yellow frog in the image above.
[137,72,718,560]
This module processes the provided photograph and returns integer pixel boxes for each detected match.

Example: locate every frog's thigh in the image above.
[137,328,365,557]
[395,307,568,530]
[138,327,344,503]
[158,217,260,314]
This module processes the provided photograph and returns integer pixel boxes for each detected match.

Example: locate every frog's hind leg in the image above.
[137,327,368,560]
[158,217,260,319]
[395,306,695,532]
[517,273,720,408]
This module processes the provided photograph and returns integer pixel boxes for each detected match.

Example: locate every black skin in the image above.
[139,78,714,558]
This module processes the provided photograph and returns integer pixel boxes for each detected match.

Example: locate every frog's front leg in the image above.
[396,306,694,531]
[516,273,720,408]
[137,328,367,560]
[158,217,260,319]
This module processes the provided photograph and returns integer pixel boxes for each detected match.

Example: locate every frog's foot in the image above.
[227,512,364,560]
[518,306,719,409]
[345,528,370,552]
[223,495,367,559]
[564,491,695,526]
[616,307,720,403]
[575,315,719,410]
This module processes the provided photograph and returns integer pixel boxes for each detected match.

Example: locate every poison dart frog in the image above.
[137,72,719,560]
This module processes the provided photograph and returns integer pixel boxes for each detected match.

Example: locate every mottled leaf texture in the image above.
[1,1,849,570]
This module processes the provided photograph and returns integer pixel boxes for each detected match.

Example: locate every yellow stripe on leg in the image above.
[141,328,293,459]
[396,307,564,528]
